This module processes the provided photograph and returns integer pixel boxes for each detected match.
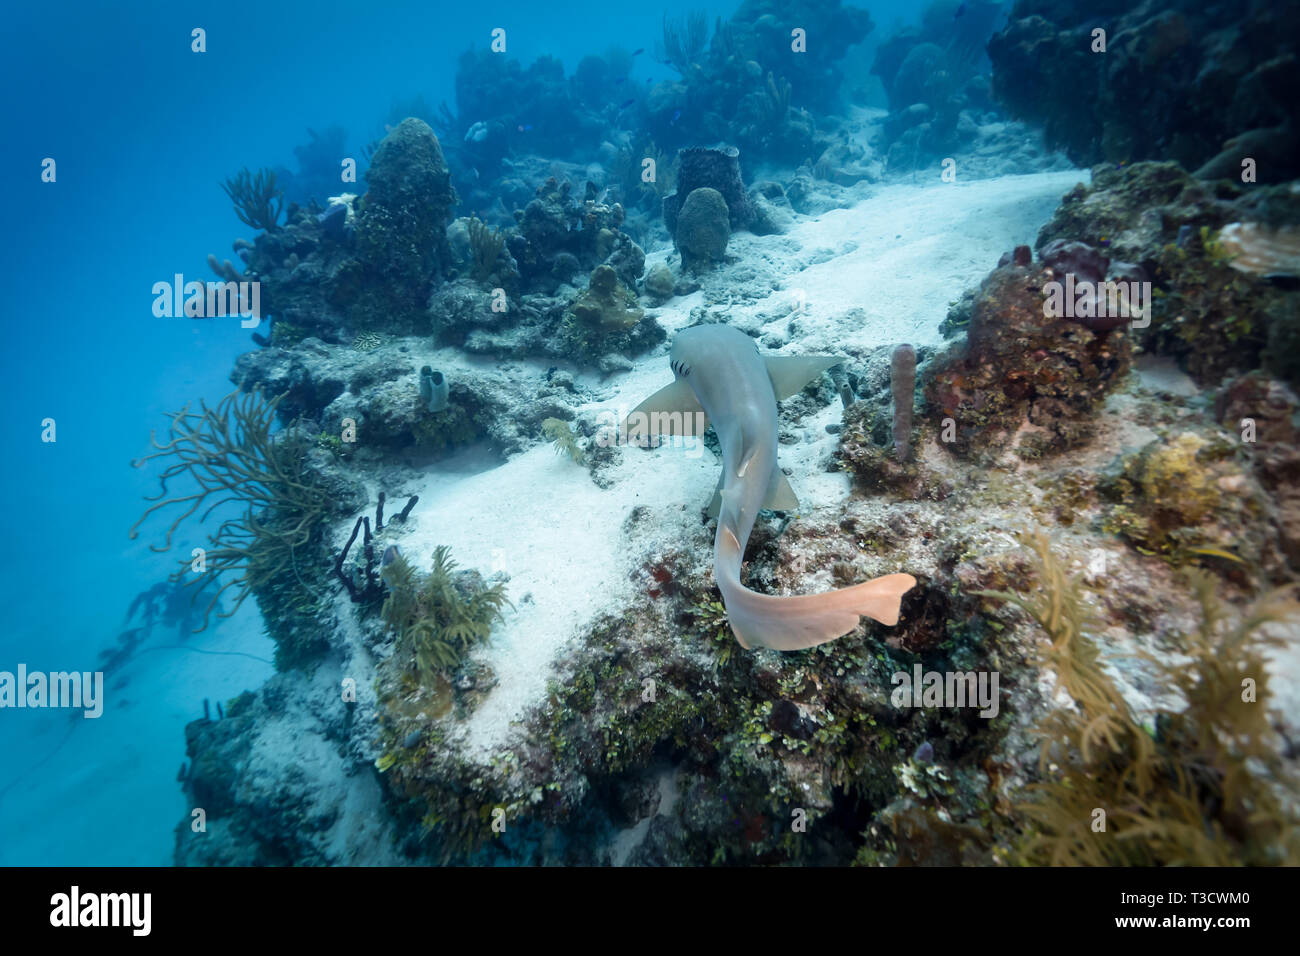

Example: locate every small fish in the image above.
[614,77,626,85]
[381,545,402,567]
[1176,223,1194,248]
[1099,235,1112,248]
[913,741,934,764]
[1186,546,1246,564]
[516,123,533,132]
[670,108,682,125]
[618,98,635,109]
[631,47,644,56]
[954,2,966,16]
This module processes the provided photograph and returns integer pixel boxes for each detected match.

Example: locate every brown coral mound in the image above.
[923,259,1130,462]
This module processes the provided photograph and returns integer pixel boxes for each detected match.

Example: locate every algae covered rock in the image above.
[1100,431,1275,573]
[560,264,665,363]
[643,262,676,303]
[1217,372,1300,568]
[570,264,643,330]
[923,258,1131,462]
[675,187,731,272]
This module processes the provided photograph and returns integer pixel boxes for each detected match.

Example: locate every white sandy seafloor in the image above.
[399,169,1090,759]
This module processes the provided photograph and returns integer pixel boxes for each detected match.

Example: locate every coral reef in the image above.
[923,248,1132,462]
[870,0,1004,171]
[167,19,1300,871]
[506,177,644,294]
[1034,161,1300,387]
[980,531,1300,866]
[988,0,1300,182]
[561,263,658,359]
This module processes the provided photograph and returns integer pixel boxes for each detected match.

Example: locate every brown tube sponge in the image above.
[891,344,916,461]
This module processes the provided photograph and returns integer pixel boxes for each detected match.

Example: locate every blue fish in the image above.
[619,98,635,109]
[955,2,966,16]
[631,47,644,56]
[671,108,682,124]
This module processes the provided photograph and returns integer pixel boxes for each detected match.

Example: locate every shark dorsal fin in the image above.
[764,354,842,401]
[623,379,708,445]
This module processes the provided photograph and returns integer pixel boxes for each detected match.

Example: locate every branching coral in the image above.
[466,215,506,283]
[658,11,709,77]
[129,388,328,631]
[980,530,1300,865]
[763,72,792,130]
[542,417,584,465]
[220,167,284,233]
[380,546,511,681]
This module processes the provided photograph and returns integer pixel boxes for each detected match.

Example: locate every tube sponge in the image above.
[419,366,450,413]
[891,344,916,461]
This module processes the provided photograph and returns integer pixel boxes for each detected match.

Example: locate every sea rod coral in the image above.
[128,388,331,631]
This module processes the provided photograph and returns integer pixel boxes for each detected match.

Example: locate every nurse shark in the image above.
[625,324,916,651]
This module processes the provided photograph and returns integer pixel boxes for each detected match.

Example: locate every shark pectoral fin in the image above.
[623,379,708,445]
[764,354,843,401]
[762,468,800,511]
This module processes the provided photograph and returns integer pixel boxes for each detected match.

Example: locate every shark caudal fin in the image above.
[717,571,917,651]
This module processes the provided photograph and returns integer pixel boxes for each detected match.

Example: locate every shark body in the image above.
[627,324,916,651]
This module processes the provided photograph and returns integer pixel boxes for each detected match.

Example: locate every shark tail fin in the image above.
[718,571,917,651]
